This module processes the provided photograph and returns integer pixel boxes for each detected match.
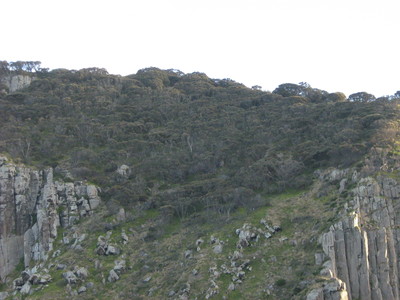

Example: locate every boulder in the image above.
[116,165,130,178]
[63,271,78,284]
[20,281,31,295]
[184,250,193,259]
[78,286,87,294]
[113,260,126,275]
[213,244,223,254]
[75,267,89,279]
[13,277,24,289]
[108,269,119,282]
[106,245,120,256]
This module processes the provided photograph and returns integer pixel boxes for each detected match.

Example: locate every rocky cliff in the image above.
[0,156,100,282]
[309,171,400,300]
[0,74,33,93]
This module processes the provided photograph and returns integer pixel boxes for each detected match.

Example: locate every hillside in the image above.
[1,61,400,299]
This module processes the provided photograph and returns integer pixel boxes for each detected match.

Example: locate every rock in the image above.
[228,282,235,291]
[339,178,347,193]
[121,230,129,244]
[0,292,9,300]
[86,282,94,289]
[96,246,106,255]
[205,280,219,299]
[117,207,126,222]
[13,277,24,289]
[315,252,325,265]
[213,244,223,254]
[306,288,324,300]
[2,75,33,93]
[168,290,176,297]
[323,278,348,300]
[74,244,84,252]
[78,286,87,294]
[0,156,8,166]
[63,271,78,284]
[94,260,102,269]
[108,269,119,282]
[0,160,101,282]
[105,244,120,256]
[279,236,288,242]
[56,264,67,270]
[318,175,400,300]
[21,270,31,282]
[210,235,218,244]
[320,260,333,277]
[38,274,52,284]
[231,250,243,261]
[75,267,89,279]
[195,238,204,246]
[113,259,126,274]
[192,269,199,276]
[264,232,272,239]
[20,281,31,295]
[143,276,152,283]
[148,287,157,296]
[116,165,130,177]
[273,225,281,232]
[184,250,193,259]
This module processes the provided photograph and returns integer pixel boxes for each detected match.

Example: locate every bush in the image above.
[275,278,287,286]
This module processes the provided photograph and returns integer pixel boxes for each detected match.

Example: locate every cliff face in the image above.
[309,172,400,300]
[0,156,100,282]
[0,74,33,93]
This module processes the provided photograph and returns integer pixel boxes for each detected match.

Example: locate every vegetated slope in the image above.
[0,66,399,218]
[1,64,400,299]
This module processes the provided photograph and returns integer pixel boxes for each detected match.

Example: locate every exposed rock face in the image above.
[1,75,33,93]
[317,175,400,300]
[0,157,100,282]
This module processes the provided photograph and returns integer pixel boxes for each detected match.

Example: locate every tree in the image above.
[0,61,10,75]
[327,92,347,102]
[7,61,42,73]
[273,83,305,97]
[348,92,376,102]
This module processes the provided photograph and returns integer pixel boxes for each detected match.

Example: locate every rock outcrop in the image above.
[0,75,33,93]
[0,156,100,282]
[310,173,400,300]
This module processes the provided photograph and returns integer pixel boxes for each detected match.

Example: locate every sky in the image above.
[1,0,399,97]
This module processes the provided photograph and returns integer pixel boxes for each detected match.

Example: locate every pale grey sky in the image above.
[2,0,399,96]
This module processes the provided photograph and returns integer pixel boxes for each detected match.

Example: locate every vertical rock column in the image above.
[320,177,400,300]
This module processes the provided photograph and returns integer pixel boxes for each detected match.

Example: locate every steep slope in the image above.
[1,63,400,299]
